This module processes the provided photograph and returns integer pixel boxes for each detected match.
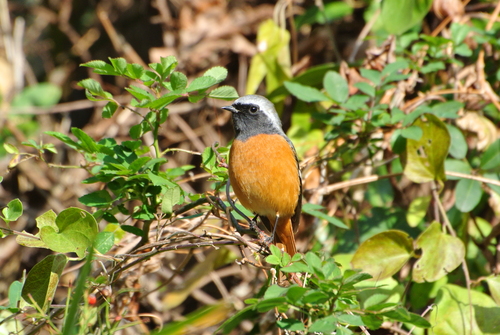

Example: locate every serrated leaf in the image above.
[170,72,188,90]
[81,60,118,75]
[187,76,217,92]
[71,128,99,153]
[402,114,450,183]
[109,57,127,74]
[413,222,465,283]
[126,63,144,79]
[45,131,81,150]
[323,71,349,103]
[204,66,228,83]
[352,230,413,280]
[78,78,105,96]
[284,81,330,102]
[102,101,118,118]
[208,86,239,100]
[21,254,68,311]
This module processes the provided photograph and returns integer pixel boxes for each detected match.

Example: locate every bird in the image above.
[222,95,302,255]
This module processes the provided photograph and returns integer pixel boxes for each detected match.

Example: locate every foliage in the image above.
[1,0,500,334]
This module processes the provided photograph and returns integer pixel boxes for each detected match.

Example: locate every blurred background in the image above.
[2,0,500,334]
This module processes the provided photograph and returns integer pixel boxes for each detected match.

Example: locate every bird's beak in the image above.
[222,105,238,113]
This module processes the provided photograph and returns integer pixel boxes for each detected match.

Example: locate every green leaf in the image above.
[480,139,500,170]
[102,101,118,118]
[337,314,364,326]
[323,71,349,103]
[158,55,178,78]
[401,125,423,140]
[71,127,99,153]
[81,60,118,75]
[454,178,482,213]
[421,61,445,74]
[445,159,471,180]
[354,82,375,97]
[281,262,310,273]
[446,124,467,159]
[170,72,188,90]
[208,86,239,100]
[11,83,62,107]
[126,63,145,79]
[40,208,98,258]
[381,0,433,35]
[161,185,182,215]
[413,222,465,283]
[432,101,463,119]
[7,280,23,309]
[187,76,217,92]
[45,131,81,150]
[406,195,431,227]
[94,231,115,254]
[2,199,23,222]
[308,315,338,333]
[109,57,127,74]
[302,203,348,229]
[485,276,500,305]
[351,230,413,280]
[77,78,110,99]
[381,308,431,328]
[21,254,68,311]
[431,284,500,334]
[284,81,330,102]
[3,143,19,154]
[204,66,228,83]
[277,318,305,331]
[62,247,93,335]
[121,224,144,237]
[78,190,113,207]
[360,68,382,86]
[402,114,450,183]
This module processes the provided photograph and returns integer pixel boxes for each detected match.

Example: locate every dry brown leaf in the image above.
[455,111,498,151]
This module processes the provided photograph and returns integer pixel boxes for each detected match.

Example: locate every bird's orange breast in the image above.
[228,134,300,220]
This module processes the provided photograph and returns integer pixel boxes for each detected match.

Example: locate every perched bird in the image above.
[223,95,302,255]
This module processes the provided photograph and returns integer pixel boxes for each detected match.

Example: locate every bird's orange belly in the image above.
[229,134,300,220]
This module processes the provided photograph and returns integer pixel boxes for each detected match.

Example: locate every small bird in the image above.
[223,95,302,255]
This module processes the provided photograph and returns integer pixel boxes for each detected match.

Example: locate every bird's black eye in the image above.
[249,106,259,114]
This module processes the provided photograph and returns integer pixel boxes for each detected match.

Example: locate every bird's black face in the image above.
[223,102,282,141]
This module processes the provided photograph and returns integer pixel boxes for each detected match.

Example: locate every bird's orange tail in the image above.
[274,217,297,256]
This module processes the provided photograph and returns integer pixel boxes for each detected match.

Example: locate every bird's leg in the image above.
[263,214,280,247]
[225,179,262,237]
